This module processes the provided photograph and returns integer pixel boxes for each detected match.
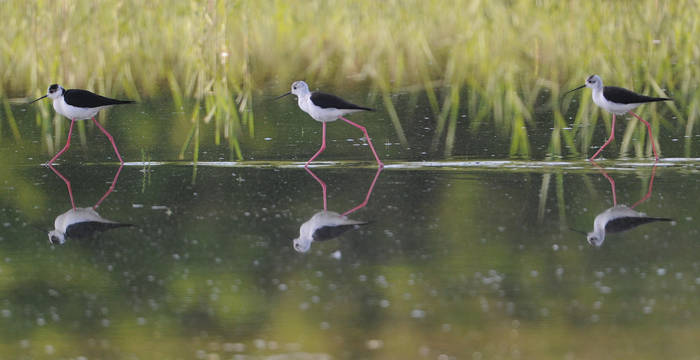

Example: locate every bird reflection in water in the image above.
[47,164,132,245]
[584,161,671,247]
[293,167,383,253]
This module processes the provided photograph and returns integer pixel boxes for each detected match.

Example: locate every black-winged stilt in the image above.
[49,207,133,245]
[275,81,383,167]
[30,84,134,165]
[566,75,672,161]
[293,211,368,253]
[46,164,130,245]
[581,161,671,247]
[293,166,382,253]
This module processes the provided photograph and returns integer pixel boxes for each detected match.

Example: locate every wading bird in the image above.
[566,75,671,160]
[30,84,133,165]
[275,81,383,167]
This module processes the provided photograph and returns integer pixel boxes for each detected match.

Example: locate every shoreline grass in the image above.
[0,0,697,159]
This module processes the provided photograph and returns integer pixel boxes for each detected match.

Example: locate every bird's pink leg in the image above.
[628,111,659,161]
[339,116,384,168]
[46,118,76,166]
[631,163,657,209]
[48,164,76,210]
[94,164,125,209]
[304,167,327,211]
[305,122,327,167]
[93,117,124,164]
[590,160,617,206]
[590,114,616,161]
[342,166,383,216]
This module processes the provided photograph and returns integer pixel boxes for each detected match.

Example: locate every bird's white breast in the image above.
[53,98,103,120]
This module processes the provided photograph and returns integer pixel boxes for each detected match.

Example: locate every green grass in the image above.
[0,0,698,159]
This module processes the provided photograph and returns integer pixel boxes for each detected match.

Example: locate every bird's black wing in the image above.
[65,221,133,238]
[310,92,373,111]
[64,89,134,108]
[603,86,671,104]
[605,216,671,233]
[313,223,367,241]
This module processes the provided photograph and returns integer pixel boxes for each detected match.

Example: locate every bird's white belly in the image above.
[593,92,639,115]
[54,100,103,120]
[299,98,360,122]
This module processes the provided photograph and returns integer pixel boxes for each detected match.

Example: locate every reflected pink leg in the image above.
[93,117,124,164]
[304,167,327,211]
[631,164,658,209]
[305,122,327,167]
[46,118,76,166]
[48,164,76,210]
[590,160,617,206]
[590,114,616,161]
[94,164,125,209]
[343,166,383,216]
[339,116,384,168]
[629,111,659,161]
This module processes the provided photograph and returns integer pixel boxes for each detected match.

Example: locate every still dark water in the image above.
[0,89,699,358]
[0,160,698,359]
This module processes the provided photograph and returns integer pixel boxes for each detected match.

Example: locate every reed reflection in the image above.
[584,161,671,247]
[47,165,132,245]
[293,167,383,253]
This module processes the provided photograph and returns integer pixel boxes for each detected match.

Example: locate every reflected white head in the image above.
[586,231,604,247]
[48,229,66,245]
[293,236,312,253]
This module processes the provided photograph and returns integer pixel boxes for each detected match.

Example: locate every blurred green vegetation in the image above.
[0,0,697,160]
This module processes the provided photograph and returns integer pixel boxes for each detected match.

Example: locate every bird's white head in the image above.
[290,80,310,97]
[584,75,603,91]
[48,229,66,245]
[293,237,312,253]
[29,84,64,104]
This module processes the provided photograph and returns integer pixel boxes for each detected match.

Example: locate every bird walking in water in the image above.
[30,84,134,165]
[275,81,383,167]
[566,75,672,161]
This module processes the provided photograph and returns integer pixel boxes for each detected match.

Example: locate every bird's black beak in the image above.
[564,84,586,96]
[29,95,47,104]
[568,227,587,236]
[272,92,291,101]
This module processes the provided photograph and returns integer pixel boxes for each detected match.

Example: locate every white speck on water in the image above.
[497,226,506,232]
[299,302,310,311]
[379,299,390,308]
[223,343,246,352]
[366,339,383,350]
[278,283,288,291]
[137,317,147,325]
[254,339,266,349]
[132,204,144,208]
[264,137,272,141]
[1,309,11,318]
[411,309,426,319]
[656,268,666,276]
[331,250,341,260]
[552,244,559,251]
[599,286,611,294]
[530,270,539,278]
[358,275,367,282]
[643,306,653,314]
[36,317,46,326]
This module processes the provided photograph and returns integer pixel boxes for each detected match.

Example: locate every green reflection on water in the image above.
[0,162,698,358]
